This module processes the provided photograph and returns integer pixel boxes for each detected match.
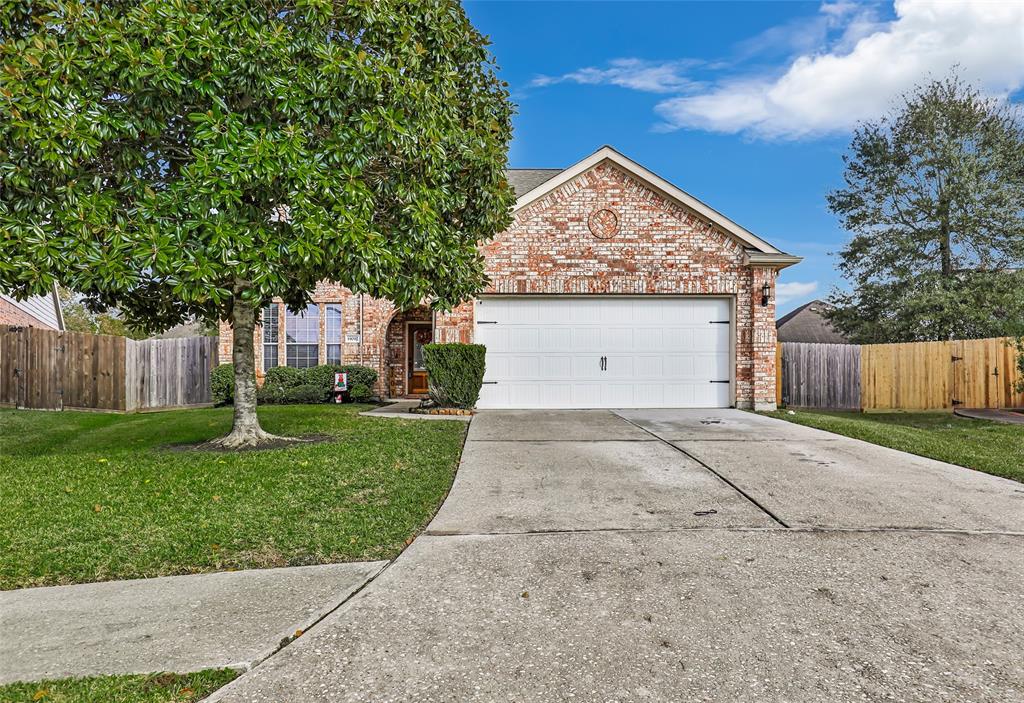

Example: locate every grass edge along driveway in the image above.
[0,670,238,703]
[0,405,466,590]
[764,409,1023,483]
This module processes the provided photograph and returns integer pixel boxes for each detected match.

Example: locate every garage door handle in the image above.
[600,356,607,371]
[710,380,730,384]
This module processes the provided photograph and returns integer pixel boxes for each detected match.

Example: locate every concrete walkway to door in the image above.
[209,409,1024,703]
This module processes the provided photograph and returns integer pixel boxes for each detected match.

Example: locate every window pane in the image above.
[262,304,279,343]
[287,344,318,368]
[263,345,279,370]
[286,304,320,367]
[325,304,342,365]
[285,304,319,345]
[326,344,341,366]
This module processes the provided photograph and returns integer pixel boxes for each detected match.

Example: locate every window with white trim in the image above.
[262,304,279,370]
[326,304,342,366]
[286,304,319,368]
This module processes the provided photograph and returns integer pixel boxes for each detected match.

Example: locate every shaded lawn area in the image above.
[765,410,1023,483]
[0,669,237,703]
[0,405,466,590]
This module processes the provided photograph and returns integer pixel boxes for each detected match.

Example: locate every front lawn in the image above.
[0,669,238,703]
[0,405,465,590]
[765,410,1023,483]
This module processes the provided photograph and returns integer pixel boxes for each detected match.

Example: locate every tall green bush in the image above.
[423,344,486,409]
[211,364,235,405]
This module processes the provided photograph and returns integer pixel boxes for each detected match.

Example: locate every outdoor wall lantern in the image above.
[761,282,771,307]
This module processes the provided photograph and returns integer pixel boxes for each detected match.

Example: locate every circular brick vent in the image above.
[588,208,619,239]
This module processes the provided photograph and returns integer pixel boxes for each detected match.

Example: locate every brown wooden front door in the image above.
[407,323,431,395]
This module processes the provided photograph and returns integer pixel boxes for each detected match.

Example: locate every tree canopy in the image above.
[826,74,1024,343]
[0,0,515,445]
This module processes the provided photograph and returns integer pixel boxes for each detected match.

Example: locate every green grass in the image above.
[765,409,1024,482]
[0,669,238,703]
[0,405,466,590]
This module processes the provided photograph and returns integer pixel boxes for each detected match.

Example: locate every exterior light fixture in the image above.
[761,282,771,307]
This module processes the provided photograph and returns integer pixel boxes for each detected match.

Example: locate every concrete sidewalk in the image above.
[0,561,385,684]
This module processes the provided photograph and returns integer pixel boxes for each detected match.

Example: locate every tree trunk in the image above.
[209,298,284,448]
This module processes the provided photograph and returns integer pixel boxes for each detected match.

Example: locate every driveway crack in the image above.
[612,412,791,529]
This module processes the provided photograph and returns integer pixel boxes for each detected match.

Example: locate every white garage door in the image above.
[475,297,732,409]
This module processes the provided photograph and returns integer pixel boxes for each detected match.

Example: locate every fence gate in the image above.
[0,326,64,410]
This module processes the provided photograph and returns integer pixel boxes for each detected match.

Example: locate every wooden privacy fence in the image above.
[780,337,1024,411]
[0,325,218,412]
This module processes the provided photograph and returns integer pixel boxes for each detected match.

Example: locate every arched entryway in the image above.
[383,305,433,398]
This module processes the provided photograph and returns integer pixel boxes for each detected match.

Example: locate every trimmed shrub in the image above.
[349,383,373,403]
[305,364,379,402]
[303,365,342,397]
[423,343,486,409]
[263,366,305,390]
[211,364,234,405]
[338,364,378,393]
[257,383,324,405]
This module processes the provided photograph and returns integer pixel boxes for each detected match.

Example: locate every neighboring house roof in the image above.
[510,145,801,266]
[506,169,562,198]
[0,284,64,330]
[776,299,849,344]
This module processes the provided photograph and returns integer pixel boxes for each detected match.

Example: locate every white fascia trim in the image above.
[513,145,785,255]
[745,252,803,270]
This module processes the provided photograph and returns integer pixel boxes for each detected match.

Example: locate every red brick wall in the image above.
[470,162,777,409]
[218,283,399,397]
[219,161,779,407]
[0,299,54,328]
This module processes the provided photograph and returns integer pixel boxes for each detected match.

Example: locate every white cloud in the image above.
[656,0,1024,139]
[530,58,702,94]
[776,281,819,305]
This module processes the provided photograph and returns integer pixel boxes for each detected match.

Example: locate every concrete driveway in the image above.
[210,410,1024,703]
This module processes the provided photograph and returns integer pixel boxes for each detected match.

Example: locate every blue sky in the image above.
[463,1,1024,315]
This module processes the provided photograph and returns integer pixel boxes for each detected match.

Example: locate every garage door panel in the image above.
[635,328,664,351]
[571,328,602,351]
[476,297,732,409]
[634,356,664,378]
[571,355,603,380]
[605,329,634,353]
[538,327,572,351]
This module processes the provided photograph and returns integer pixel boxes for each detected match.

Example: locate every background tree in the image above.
[58,287,148,339]
[827,74,1024,343]
[0,1,514,446]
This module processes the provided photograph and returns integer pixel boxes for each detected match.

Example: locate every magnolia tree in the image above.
[0,1,514,447]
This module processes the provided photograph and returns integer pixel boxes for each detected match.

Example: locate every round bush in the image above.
[263,366,306,389]
[211,364,234,405]
[349,383,373,403]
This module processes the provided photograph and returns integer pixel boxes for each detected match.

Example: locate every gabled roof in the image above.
[776,299,849,344]
[506,169,561,198]
[510,145,800,266]
[0,284,64,330]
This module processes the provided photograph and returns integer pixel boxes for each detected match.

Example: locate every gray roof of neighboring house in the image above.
[506,168,562,198]
[776,299,849,344]
[0,286,64,330]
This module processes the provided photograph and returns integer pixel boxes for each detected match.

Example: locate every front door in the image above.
[407,323,431,396]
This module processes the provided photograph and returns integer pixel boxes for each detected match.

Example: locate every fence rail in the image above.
[780,337,1024,411]
[0,325,217,412]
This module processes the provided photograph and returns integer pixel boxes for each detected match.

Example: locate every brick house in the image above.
[0,285,64,330]
[219,146,800,410]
